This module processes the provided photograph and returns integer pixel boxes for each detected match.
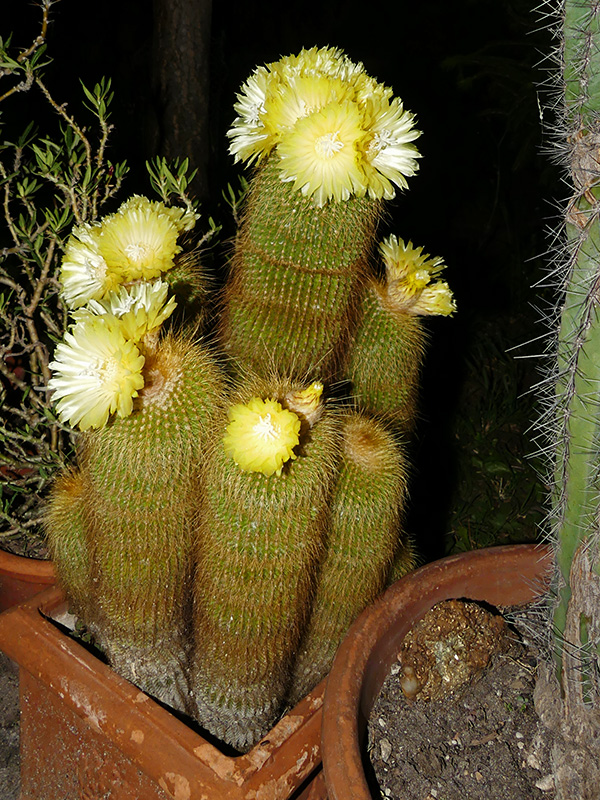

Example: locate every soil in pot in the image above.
[367,599,557,800]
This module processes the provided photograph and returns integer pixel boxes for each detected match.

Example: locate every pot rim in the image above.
[0,546,55,582]
[321,542,552,800]
[0,585,325,799]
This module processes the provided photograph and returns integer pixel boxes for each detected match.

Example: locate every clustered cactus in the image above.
[45,46,455,751]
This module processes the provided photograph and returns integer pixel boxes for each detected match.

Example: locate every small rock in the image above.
[535,774,555,792]
[380,737,392,762]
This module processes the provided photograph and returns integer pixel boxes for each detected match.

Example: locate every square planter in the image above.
[0,586,328,800]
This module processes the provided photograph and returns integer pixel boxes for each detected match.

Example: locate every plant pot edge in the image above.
[0,547,55,612]
[321,542,553,800]
[0,585,327,800]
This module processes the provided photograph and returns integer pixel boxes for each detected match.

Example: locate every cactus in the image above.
[218,154,381,380]
[345,236,454,432]
[286,412,414,706]
[43,47,456,753]
[190,379,340,749]
[47,333,226,709]
[44,469,90,619]
[534,2,600,794]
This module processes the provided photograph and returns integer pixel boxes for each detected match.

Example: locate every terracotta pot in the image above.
[321,543,552,800]
[0,586,328,800]
[0,548,55,613]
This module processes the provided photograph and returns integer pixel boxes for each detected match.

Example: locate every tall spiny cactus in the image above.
[190,379,340,749]
[345,236,455,432]
[535,2,600,795]
[219,154,381,381]
[45,196,227,710]
[286,411,414,706]
[219,46,420,383]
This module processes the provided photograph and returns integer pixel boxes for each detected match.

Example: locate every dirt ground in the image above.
[368,606,556,800]
[0,650,19,800]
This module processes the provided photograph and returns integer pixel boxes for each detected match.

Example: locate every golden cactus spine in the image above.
[218,154,381,380]
[286,412,414,705]
[190,380,340,751]
[46,334,225,708]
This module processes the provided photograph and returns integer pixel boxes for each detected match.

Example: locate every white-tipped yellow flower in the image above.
[263,74,352,139]
[362,96,421,199]
[223,397,301,477]
[381,235,456,317]
[278,100,367,206]
[76,279,177,341]
[48,315,145,431]
[227,47,421,205]
[118,195,198,234]
[228,66,273,165]
[98,198,183,282]
[60,224,120,309]
[413,282,457,316]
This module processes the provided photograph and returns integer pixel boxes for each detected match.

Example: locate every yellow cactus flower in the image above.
[263,74,352,139]
[77,280,177,341]
[228,65,273,165]
[413,282,457,316]
[98,199,183,282]
[48,315,145,430]
[381,235,456,317]
[278,100,367,206]
[381,236,445,283]
[223,397,301,477]
[285,381,324,425]
[227,47,421,205]
[118,195,198,234]
[60,223,120,309]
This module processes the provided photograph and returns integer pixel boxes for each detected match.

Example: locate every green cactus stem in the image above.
[286,412,414,705]
[44,468,90,619]
[46,333,225,709]
[549,0,600,696]
[344,278,427,432]
[218,154,381,381]
[190,378,341,751]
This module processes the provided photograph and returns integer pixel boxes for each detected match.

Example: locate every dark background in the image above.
[4,0,559,561]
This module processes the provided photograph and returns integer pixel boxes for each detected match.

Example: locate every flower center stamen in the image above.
[315,131,344,158]
[252,413,280,441]
[125,242,153,263]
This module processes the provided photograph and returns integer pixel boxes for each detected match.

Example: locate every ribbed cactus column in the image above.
[190,380,340,751]
[44,468,90,620]
[286,412,414,705]
[551,0,600,682]
[219,155,380,380]
[47,334,225,710]
[535,3,600,796]
[345,236,455,432]
[221,46,422,382]
[345,280,426,432]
